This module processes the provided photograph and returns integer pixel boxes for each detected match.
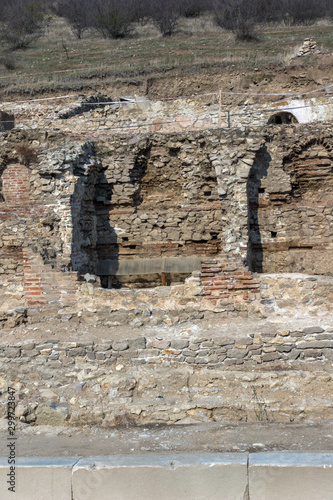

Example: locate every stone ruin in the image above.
[1,123,333,315]
[0,115,333,427]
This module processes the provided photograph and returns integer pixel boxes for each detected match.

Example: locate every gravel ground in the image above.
[1,421,333,457]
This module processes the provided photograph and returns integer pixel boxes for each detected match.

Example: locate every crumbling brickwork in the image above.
[0,123,333,316]
[252,137,333,274]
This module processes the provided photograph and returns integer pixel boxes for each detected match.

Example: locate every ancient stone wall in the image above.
[94,136,223,287]
[0,324,332,425]
[1,119,333,429]
[1,123,333,316]
[2,95,333,138]
[252,138,333,274]
[0,133,99,312]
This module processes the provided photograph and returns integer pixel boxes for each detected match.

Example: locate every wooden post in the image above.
[218,90,222,128]
[161,272,166,286]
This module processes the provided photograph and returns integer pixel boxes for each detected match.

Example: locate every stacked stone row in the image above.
[0,326,332,367]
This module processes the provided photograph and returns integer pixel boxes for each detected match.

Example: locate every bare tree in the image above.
[58,0,90,39]
[148,0,181,36]
[180,0,210,18]
[92,0,135,39]
[0,0,48,49]
[213,0,259,41]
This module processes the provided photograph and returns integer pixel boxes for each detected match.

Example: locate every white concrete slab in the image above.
[249,452,333,500]
[72,453,249,500]
[0,457,79,500]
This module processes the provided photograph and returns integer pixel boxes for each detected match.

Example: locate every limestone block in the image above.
[0,457,77,500]
[72,453,248,500]
[35,404,68,425]
[249,452,333,500]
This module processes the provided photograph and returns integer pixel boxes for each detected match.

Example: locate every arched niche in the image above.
[252,136,333,275]
[268,112,298,125]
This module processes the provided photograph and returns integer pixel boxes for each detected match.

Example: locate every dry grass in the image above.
[0,15,332,96]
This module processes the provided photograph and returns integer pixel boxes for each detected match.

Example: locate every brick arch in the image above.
[283,136,333,195]
[284,136,333,161]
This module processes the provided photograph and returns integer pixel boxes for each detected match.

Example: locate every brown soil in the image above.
[3,53,333,108]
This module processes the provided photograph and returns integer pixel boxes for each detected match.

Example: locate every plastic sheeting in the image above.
[97,256,203,276]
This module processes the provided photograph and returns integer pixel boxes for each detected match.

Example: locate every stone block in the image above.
[303,349,322,358]
[302,327,325,334]
[182,350,196,357]
[323,348,333,360]
[72,453,248,500]
[227,348,248,359]
[262,352,281,362]
[171,339,189,350]
[128,337,146,349]
[95,352,105,360]
[0,457,76,500]
[249,452,333,500]
[4,348,20,358]
[297,340,333,349]
[112,342,129,351]
[151,340,171,349]
[35,404,68,425]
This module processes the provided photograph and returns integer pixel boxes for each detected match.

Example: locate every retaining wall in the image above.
[1,322,332,426]
[2,95,333,136]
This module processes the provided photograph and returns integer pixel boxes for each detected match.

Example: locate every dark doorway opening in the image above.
[268,112,298,125]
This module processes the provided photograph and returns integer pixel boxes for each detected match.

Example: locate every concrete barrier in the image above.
[1,452,333,499]
[72,453,249,500]
[0,457,79,500]
[249,452,333,500]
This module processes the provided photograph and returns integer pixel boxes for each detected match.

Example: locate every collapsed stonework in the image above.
[1,123,333,320]
[1,118,333,427]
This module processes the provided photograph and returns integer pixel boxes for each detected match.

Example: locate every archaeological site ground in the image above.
[0,11,333,499]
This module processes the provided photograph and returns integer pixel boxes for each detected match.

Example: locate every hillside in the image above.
[0,15,333,105]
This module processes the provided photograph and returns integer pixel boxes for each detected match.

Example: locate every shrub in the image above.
[148,0,181,36]
[0,52,17,70]
[0,0,48,49]
[92,0,135,39]
[58,0,90,39]
[275,0,326,25]
[213,0,259,41]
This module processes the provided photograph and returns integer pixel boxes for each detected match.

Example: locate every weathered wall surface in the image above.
[1,118,333,428]
[1,124,333,317]
[94,136,223,287]
[0,132,100,314]
[251,137,333,275]
[2,94,333,136]
[0,324,332,426]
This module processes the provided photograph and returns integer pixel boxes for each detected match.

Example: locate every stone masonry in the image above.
[1,109,333,429]
[1,124,333,316]
[0,324,332,426]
